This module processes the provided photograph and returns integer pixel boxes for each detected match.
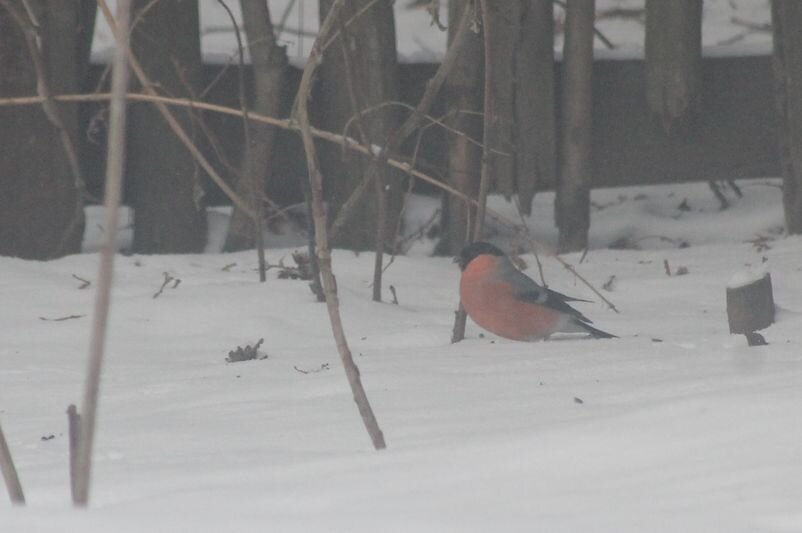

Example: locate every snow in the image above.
[728,266,770,289]
[90,0,773,65]
[3,178,802,531]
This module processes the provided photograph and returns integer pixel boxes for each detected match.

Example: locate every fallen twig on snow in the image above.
[40,314,86,322]
[153,272,181,299]
[72,274,91,289]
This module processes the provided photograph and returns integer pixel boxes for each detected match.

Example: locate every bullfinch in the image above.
[456,242,615,341]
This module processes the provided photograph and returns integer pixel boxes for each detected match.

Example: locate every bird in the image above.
[456,242,615,341]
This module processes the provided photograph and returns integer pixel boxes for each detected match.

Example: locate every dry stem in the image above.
[452,0,494,343]
[0,420,25,505]
[0,94,618,312]
[67,404,81,501]
[74,0,132,507]
[216,0,267,281]
[294,0,387,450]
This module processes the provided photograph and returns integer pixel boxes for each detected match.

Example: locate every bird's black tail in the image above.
[579,322,617,339]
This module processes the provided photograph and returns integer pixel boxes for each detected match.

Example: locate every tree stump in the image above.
[726,272,775,335]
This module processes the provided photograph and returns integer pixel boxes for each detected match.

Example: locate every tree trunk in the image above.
[772,0,802,233]
[318,0,403,251]
[555,0,594,253]
[516,0,556,215]
[128,0,206,253]
[224,0,288,251]
[0,0,85,259]
[439,0,483,256]
[77,0,97,82]
[483,1,518,197]
[645,0,702,132]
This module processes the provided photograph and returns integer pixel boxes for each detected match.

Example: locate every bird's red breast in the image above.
[460,255,561,341]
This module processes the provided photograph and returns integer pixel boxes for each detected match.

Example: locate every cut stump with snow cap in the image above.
[726,270,775,337]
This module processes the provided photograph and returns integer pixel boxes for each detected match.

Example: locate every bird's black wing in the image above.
[517,288,594,323]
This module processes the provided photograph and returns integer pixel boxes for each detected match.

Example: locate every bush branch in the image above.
[294,0,387,450]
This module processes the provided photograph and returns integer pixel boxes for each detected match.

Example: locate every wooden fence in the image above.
[79,53,778,206]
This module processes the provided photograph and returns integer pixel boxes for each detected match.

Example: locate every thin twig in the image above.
[72,274,92,289]
[216,0,267,281]
[74,0,132,507]
[39,314,86,322]
[320,0,383,52]
[274,0,297,40]
[331,2,475,303]
[1,88,616,311]
[1,93,617,311]
[152,272,180,298]
[67,404,81,502]
[0,420,25,505]
[513,195,547,286]
[453,0,493,343]
[331,10,387,303]
[473,0,493,240]
[342,101,508,158]
[294,0,386,450]
[330,4,479,244]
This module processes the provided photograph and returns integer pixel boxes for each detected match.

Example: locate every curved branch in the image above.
[0,91,619,313]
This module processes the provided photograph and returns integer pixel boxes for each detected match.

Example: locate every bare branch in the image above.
[74,0,132,507]
[331,4,478,242]
[217,0,267,281]
[0,91,618,312]
[0,420,25,505]
[67,404,81,501]
[294,0,387,450]
[453,0,493,343]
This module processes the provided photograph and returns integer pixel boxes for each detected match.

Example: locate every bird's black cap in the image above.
[455,241,504,271]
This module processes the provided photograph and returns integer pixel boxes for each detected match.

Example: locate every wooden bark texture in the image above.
[772,0,802,233]
[0,0,85,259]
[224,0,288,251]
[645,0,703,132]
[129,0,206,253]
[318,0,403,250]
[556,0,594,253]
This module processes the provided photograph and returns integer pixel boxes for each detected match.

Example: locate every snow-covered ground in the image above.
[91,0,773,64]
[2,179,802,531]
